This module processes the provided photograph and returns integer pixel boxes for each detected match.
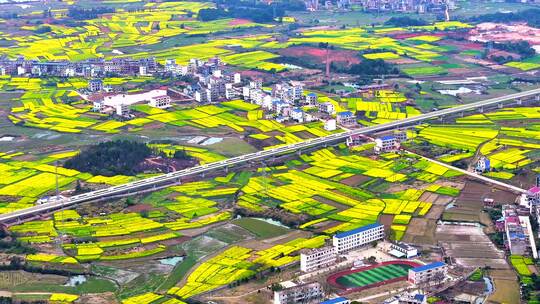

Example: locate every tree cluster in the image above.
[199,0,305,23]
[341,59,400,79]
[64,140,152,176]
[491,41,536,59]
[34,25,52,34]
[468,9,540,28]
[67,7,115,20]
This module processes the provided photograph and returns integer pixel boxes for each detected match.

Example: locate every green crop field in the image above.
[232,218,289,238]
[334,263,414,288]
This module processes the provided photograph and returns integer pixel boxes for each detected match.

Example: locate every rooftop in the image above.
[410,261,446,273]
[529,186,540,194]
[380,135,396,141]
[334,223,382,239]
[320,297,349,304]
[337,111,353,116]
[414,294,426,302]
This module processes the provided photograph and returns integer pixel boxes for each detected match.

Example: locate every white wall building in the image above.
[225,83,237,99]
[408,262,448,285]
[300,246,337,272]
[306,93,318,105]
[139,65,149,76]
[291,108,305,123]
[319,102,335,114]
[274,282,324,304]
[333,223,385,253]
[234,73,241,84]
[375,135,400,153]
[102,89,167,107]
[93,101,104,112]
[88,79,103,92]
[324,119,337,131]
[115,103,130,116]
[149,95,171,109]
[389,242,418,258]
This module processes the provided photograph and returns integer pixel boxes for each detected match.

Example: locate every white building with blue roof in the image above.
[375,135,400,153]
[332,223,385,253]
[408,261,448,285]
[320,297,349,304]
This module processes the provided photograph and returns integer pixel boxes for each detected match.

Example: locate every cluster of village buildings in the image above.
[77,56,412,157]
[304,0,456,14]
[0,56,158,77]
[485,179,540,260]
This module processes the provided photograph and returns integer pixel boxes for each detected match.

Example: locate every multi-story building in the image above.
[374,135,400,153]
[300,246,337,272]
[319,102,335,115]
[383,293,427,304]
[93,100,104,112]
[408,262,448,285]
[250,79,263,89]
[306,92,318,105]
[502,205,538,258]
[115,103,130,116]
[272,82,304,104]
[527,186,540,206]
[225,83,237,100]
[291,108,305,123]
[194,90,208,103]
[336,111,356,127]
[324,119,336,131]
[149,95,171,109]
[273,282,324,304]
[346,134,364,147]
[273,100,291,116]
[332,223,385,253]
[475,156,490,173]
[88,79,103,92]
[394,129,408,142]
[233,73,242,84]
[389,242,418,258]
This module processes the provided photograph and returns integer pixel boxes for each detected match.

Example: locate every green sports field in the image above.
[335,263,413,288]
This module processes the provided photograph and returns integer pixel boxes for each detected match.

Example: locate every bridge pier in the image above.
[498,103,503,109]
[517,98,523,105]
[297,149,302,156]
[224,166,229,173]
[479,107,484,113]
[535,95,540,102]
[460,111,464,117]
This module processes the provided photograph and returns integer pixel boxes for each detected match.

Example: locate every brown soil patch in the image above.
[229,19,251,26]
[378,214,394,228]
[278,46,360,66]
[401,218,437,245]
[340,174,369,186]
[126,204,153,213]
